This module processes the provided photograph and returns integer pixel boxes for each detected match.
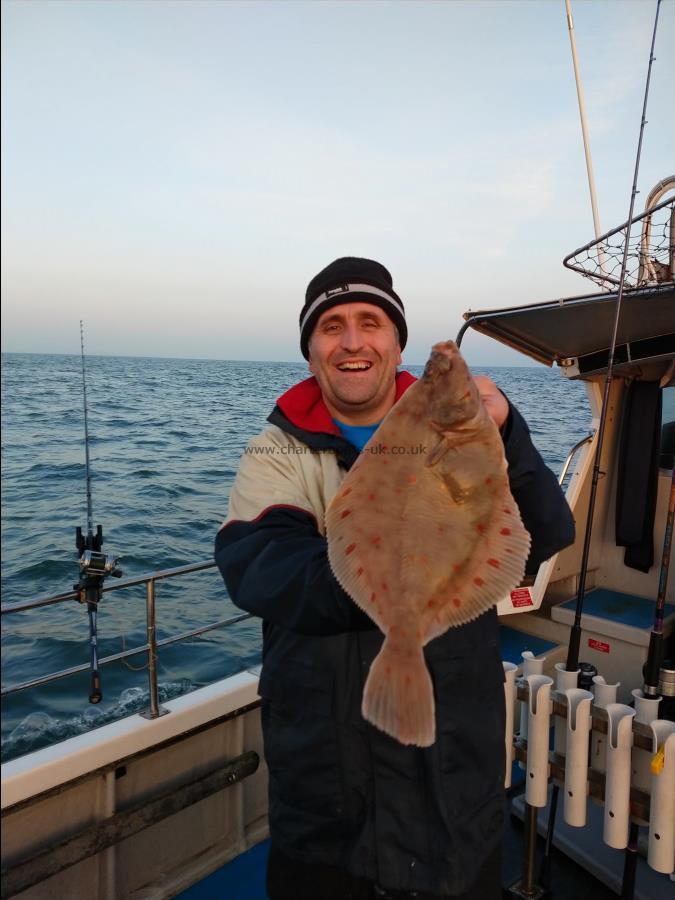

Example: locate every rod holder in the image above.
[525,674,553,807]
[631,689,662,793]
[563,687,593,827]
[518,652,546,761]
[603,703,636,849]
[504,661,518,788]
[555,662,580,755]
[591,675,619,774]
[648,721,675,874]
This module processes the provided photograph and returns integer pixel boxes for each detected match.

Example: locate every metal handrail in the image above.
[0,560,253,718]
[2,432,594,716]
[0,559,217,616]
[558,433,594,485]
[0,612,252,698]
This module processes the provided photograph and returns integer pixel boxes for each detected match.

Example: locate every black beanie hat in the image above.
[300,256,407,359]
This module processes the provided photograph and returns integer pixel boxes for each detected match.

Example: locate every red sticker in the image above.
[510,588,533,608]
[589,638,610,654]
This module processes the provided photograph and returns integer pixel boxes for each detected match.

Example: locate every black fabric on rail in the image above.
[616,381,662,572]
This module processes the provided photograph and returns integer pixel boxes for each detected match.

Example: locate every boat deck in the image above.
[175,796,628,900]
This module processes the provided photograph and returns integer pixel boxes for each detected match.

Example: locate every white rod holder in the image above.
[648,721,675,875]
[503,661,518,789]
[603,703,636,849]
[555,662,580,754]
[563,687,593,827]
[631,688,661,725]
[631,689,662,793]
[525,674,553,808]
[591,676,619,773]
[519,651,545,748]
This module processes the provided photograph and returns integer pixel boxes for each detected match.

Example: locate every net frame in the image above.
[563,196,674,289]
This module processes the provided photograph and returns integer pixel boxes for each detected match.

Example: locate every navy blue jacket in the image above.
[215,375,575,895]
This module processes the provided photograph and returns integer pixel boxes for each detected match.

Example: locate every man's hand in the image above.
[473,376,509,429]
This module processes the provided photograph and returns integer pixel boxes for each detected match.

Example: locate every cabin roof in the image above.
[461,282,675,379]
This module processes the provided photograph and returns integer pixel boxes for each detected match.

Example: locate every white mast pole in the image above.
[565,0,609,281]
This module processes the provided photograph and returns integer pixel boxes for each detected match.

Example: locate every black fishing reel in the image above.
[75,524,122,589]
[78,549,123,579]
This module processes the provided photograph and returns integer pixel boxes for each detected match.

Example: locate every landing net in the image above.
[563,195,674,289]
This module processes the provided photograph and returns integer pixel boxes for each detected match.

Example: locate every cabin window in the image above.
[661,386,675,469]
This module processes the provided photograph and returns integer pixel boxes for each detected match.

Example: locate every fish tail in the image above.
[362,639,436,747]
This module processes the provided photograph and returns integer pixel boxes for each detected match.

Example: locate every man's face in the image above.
[308,302,402,425]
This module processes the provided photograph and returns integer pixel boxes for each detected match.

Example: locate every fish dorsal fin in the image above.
[421,495,531,642]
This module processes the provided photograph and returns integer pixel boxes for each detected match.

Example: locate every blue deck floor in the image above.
[176,839,270,900]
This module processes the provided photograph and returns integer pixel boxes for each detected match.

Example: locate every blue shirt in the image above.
[333,420,380,452]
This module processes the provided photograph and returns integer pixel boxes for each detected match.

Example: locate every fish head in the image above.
[421,340,480,427]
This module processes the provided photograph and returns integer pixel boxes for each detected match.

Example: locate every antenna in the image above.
[75,321,122,704]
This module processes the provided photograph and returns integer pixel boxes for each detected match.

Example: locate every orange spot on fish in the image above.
[370,592,377,604]
[407,474,417,485]
[452,597,462,608]
[437,525,445,534]
[500,528,511,535]
[390,624,397,634]
[427,599,436,608]
[485,476,493,485]
[476,523,486,534]
[381,582,388,591]
[506,549,513,554]
[405,674,411,686]
[341,509,352,519]
[368,492,376,501]
[345,543,356,556]
[504,508,512,515]
[452,564,461,574]
[357,567,364,576]
[371,535,382,547]
[341,488,352,497]
[474,576,485,587]
[488,558,500,568]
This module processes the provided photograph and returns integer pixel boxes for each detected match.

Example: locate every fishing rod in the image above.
[75,321,122,703]
[565,0,661,675]
[621,463,675,898]
[527,2,664,897]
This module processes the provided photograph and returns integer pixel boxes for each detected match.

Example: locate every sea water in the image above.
[1,352,591,762]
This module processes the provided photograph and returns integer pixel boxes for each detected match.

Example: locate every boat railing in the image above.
[1,433,594,721]
[563,192,674,289]
[557,433,594,486]
[0,559,251,720]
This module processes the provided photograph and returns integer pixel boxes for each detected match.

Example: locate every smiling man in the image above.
[215,257,574,900]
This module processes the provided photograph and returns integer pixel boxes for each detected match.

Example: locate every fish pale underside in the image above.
[326,340,531,748]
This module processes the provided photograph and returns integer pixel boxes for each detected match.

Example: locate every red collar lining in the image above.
[276,370,417,435]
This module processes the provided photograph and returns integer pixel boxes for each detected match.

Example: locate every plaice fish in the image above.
[326,340,531,747]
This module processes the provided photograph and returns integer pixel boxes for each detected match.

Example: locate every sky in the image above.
[1,0,673,367]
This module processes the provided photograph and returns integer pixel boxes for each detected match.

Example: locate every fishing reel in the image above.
[78,549,122,579]
[75,524,122,597]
